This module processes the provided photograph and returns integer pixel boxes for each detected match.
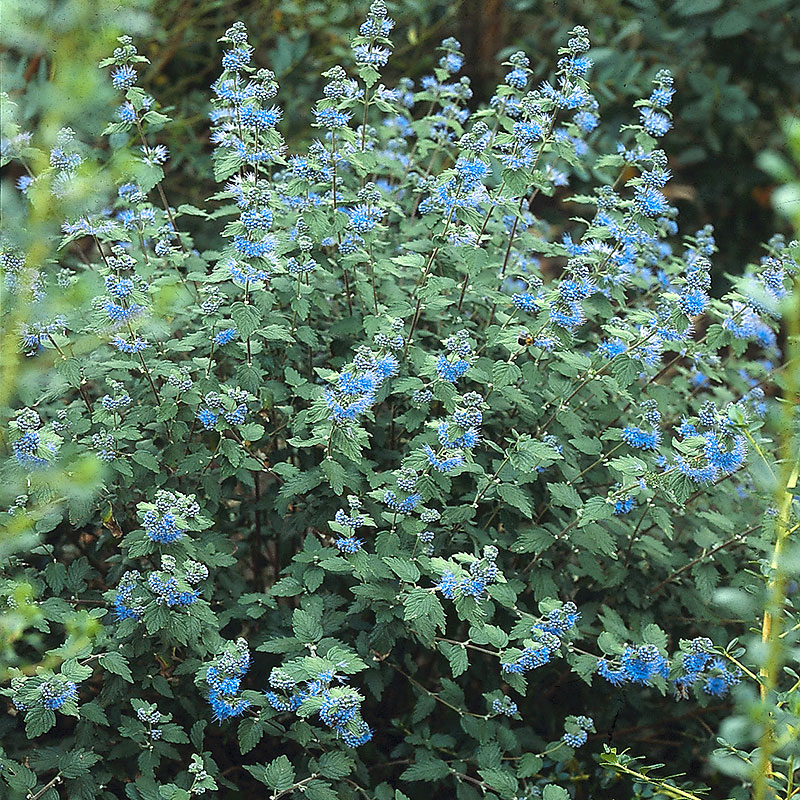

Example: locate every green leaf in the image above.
[711,9,751,37]
[318,751,354,779]
[61,658,93,682]
[322,458,346,494]
[260,324,295,342]
[231,303,262,338]
[498,483,532,517]
[673,0,722,16]
[304,780,339,800]
[403,587,446,632]
[642,623,668,651]
[238,717,264,755]
[478,768,518,798]
[263,755,295,791]
[547,482,582,509]
[384,556,421,583]
[98,652,133,682]
[25,707,57,738]
[542,786,570,800]
[492,361,522,388]
[239,423,265,441]
[177,203,209,218]
[517,753,543,778]
[80,701,109,725]
[400,757,451,781]
[292,608,323,643]
[611,355,638,387]
[132,449,160,473]
[438,641,469,677]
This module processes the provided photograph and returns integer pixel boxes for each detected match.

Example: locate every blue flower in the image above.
[435,571,457,599]
[221,46,252,70]
[384,490,420,514]
[214,328,238,345]
[491,697,518,716]
[313,107,352,129]
[197,408,219,430]
[335,537,363,554]
[601,644,670,688]
[633,186,668,217]
[423,444,464,473]
[614,495,636,515]
[649,87,675,108]
[505,67,528,89]
[562,730,587,747]
[142,510,183,543]
[40,679,78,710]
[549,302,585,332]
[436,355,469,383]
[621,426,661,451]
[111,64,137,90]
[704,432,746,474]
[205,639,252,723]
[639,107,672,137]
[454,157,489,187]
[598,338,626,358]
[348,204,384,233]
[512,292,540,312]
[679,288,709,316]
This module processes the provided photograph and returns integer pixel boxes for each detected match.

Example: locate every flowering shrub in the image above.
[1,4,799,799]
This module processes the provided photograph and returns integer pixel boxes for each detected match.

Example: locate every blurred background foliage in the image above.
[3,0,800,279]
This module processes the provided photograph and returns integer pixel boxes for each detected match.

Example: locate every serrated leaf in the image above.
[292,608,323,643]
[98,652,133,682]
[238,717,264,754]
[498,483,532,517]
[132,450,160,473]
[547,482,582,509]
[318,751,354,780]
[231,303,262,338]
[403,587,446,632]
[542,786,570,800]
[263,755,295,791]
[384,556,421,583]
[438,641,469,677]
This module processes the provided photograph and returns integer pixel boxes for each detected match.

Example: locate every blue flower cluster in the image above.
[139,489,200,544]
[436,545,501,600]
[40,678,78,710]
[674,637,742,698]
[8,673,81,717]
[434,329,472,383]
[265,668,373,748]
[562,715,594,748]
[10,409,60,470]
[205,638,252,722]
[384,467,422,515]
[598,644,669,686]
[114,570,146,621]
[491,695,518,717]
[621,400,662,451]
[324,345,399,424]
[334,496,367,553]
[672,402,748,485]
[112,556,207,621]
[147,567,199,608]
[502,602,580,675]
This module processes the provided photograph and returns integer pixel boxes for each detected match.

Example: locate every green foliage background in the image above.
[1,2,800,799]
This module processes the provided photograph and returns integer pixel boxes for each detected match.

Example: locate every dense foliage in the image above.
[2,4,800,800]
[6,0,799,275]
